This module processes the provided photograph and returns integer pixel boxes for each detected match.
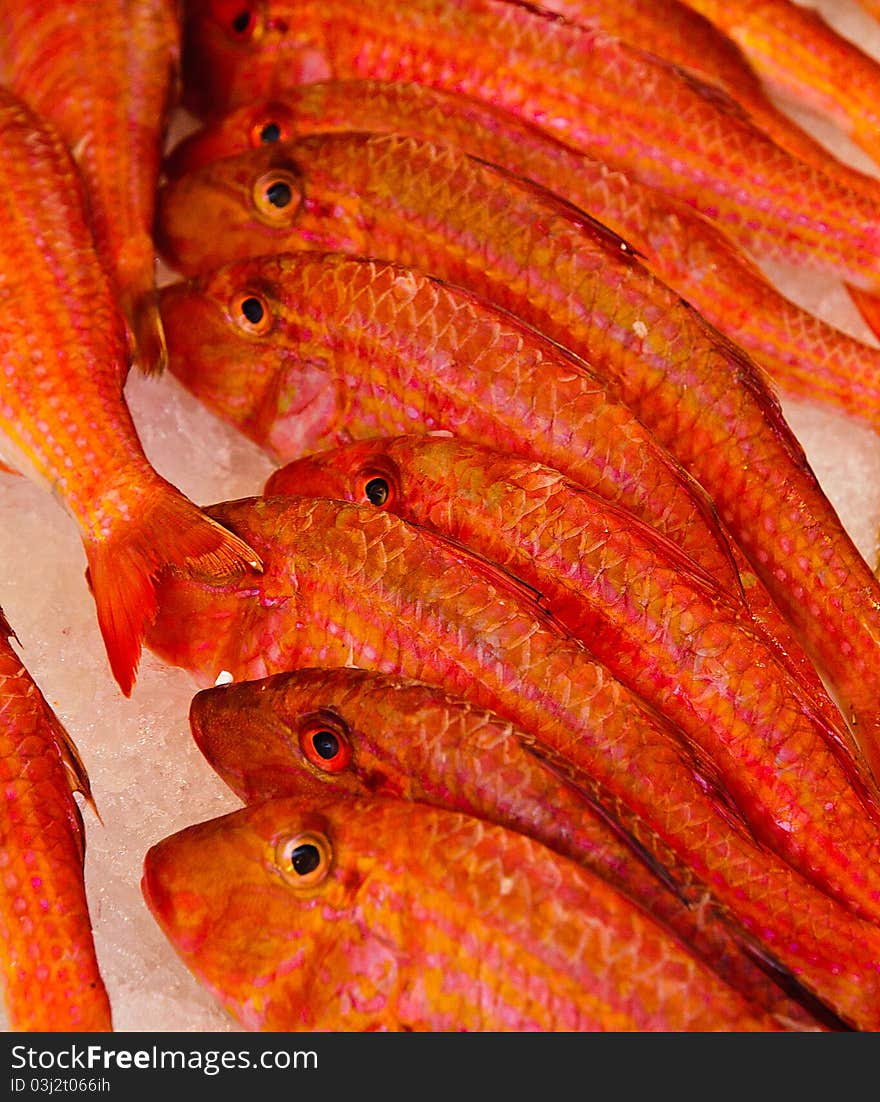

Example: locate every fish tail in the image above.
[123,284,169,376]
[85,487,262,697]
[843,282,880,342]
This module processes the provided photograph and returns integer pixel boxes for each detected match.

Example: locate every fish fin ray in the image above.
[121,286,168,376]
[0,604,20,645]
[47,707,101,836]
[85,487,262,697]
[519,734,700,903]
[408,522,571,637]
[131,293,168,376]
[726,922,855,1032]
[0,608,98,843]
[844,282,880,344]
[558,475,744,611]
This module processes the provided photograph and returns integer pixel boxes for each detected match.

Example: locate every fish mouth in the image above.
[158,281,227,391]
[187,684,222,755]
[141,836,213,957]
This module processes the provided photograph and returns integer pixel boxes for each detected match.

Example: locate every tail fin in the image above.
[85,487,262,697]
[122,284,169,376]
[844,282,880,342]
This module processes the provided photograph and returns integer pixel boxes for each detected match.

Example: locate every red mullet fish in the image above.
[187,666,846,1029]
[0,609,111,1031]
[142,794,789,1031]
[0,0,181,374]
[163,79,880,427]
[155,132,880,785]
[0,86,261,696]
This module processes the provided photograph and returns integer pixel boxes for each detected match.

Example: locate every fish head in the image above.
[148,495,409,685]
[159,257,345,459]
[156,138,373,276]
[142,797,355,1030]
[145,495,288,685]
[142,795,422,1031]
[189,666,430,803]
[182,1,332,119]
[165,99,301,178]
[265,436,405,508]
[265,432,493,530]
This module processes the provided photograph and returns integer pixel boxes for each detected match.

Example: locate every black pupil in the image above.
[232,11,251,33]
[241,297,264,324]
[266,181,292,208]
[260,122,282,143]
[364,478,389,505]
[312,729,339,760]
[291,843,321,876]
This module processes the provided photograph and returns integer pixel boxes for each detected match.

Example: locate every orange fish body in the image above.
[142,794,785,1031]
[164,80,880,427]
[265,435,858,777]
[543,0,880,194]
[0,0,182,374]
[145,495,880,933]
[148,496,880,1030]
[683,0,880,168]
[179,0,880,294]
[0,609,111,1031]
[0,87,260,696]
[159,251,742,588]
[155,132,880,784]
[188,666,850,1029]
[159,250,835,720]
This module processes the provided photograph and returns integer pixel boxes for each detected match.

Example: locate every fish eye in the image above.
[211,1,262,41]
[252,169,303,226]
[363,476,390,507]
[299,715,352,773]
[249,104,297,149]
[231,291,272,335]
[275,830,332,889]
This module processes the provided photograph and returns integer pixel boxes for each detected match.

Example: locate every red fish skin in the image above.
[187,666,842,1029]
[544,0,880,194]
[0,87,262,697]
[0,609,112,1031]
[158,252,741,591]
[155,134,880,784]
[158,251,846,743]
[148,499,880,1030]
[0,1,181,376]
[178,0,880,293]
[682,0,880,167]
[163,81,880,429]
[265,434,864,796]
[142,795,787,1031]
[145,497,880,945]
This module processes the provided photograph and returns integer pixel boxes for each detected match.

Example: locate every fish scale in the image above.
[155,131,880,786]
[141,795,785,1031]
[0,0,180,375]
[540,0,868,182]
[266,435,869,864]
[159,252,739,587]
[0,609,111,1031]
[158,226,856,766]
[682,0,880,166]
[0,86,261,697]
[147,496,880,947]
[179,0,880,291]
[187,666,841,1027]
